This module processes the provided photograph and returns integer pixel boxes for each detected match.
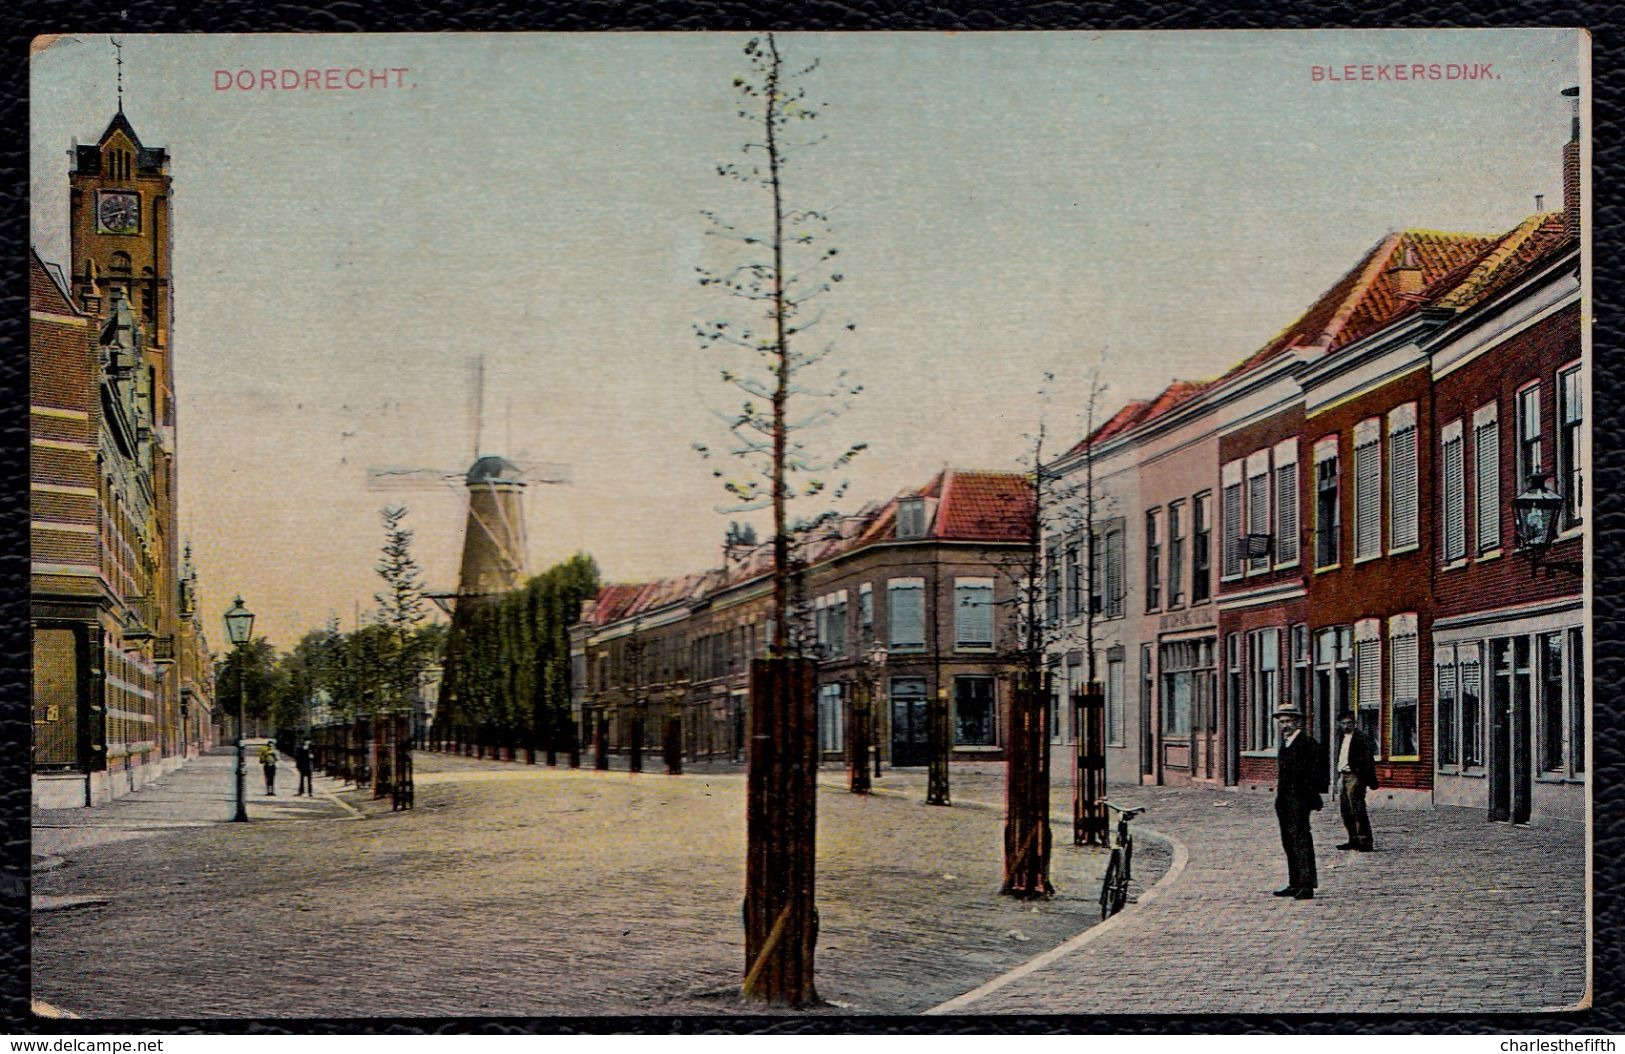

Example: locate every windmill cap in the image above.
[467,455,522,483]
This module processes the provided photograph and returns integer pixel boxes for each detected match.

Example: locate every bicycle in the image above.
[1099,801,1146,920]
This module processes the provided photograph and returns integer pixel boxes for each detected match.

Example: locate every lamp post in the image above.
[850,644,885,794]
[223,595,255,822]
[1512,473,1583,578]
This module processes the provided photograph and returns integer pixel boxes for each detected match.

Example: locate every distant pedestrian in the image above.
[295,739,315,797]
[1272,703,1326,901]
[1334,710,1379,852]
[258,740,278,796]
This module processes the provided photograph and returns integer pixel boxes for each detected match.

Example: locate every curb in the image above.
[924,822,1191,1014]
[32,1000,77,1019]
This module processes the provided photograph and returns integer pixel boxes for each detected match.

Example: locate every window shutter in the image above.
[1275,461,1299,564]
[888,580,924,649]
[1222,482,1243,577]
[1442,432,1465,562]
[1389,424,1418,549]
[1355,436,1381,559]
[1246,471,1269,572]
[1474,418,1500,552]
[1106,529,1125,617]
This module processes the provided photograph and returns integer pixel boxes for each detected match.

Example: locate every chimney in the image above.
[1535,193,1545,212]
[1562,86,1581,238]
[1388,243,1423,297]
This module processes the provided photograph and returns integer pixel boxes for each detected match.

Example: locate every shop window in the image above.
[954,676,996,746]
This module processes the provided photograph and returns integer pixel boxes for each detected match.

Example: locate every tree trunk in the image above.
[630,713,644,773]
[927,685,951,806]
[664,715,683,775]
[742,657,820,1007]
[1002,671,1054,898]
[847,681,871,795]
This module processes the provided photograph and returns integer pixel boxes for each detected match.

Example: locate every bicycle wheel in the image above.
[1100,852,1122,920]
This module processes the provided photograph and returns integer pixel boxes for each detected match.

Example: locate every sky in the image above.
[30,30,1585,649]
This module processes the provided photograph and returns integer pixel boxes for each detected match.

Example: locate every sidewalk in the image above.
[32,744,359,866]
[921,774,1588,1015]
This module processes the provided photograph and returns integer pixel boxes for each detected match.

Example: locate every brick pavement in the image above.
[33,744,356,864]
[31,751,1121,1018]
[30,751,1584,1017]
[917,774,1588,1015]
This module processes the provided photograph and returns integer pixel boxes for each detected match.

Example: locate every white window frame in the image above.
[953,577,995,651]
[1353,418,1382,563]
[1387,613,1419,760]
[1145,508,1163,610]
[1440,420,1467,566]
[887,577,926,653]
[1273,439,1300,568]
[1473,402,1501,556]
[1387,403,1419,554]
[1516,381,1544,493]
[1354,618,1382,756]
[1556,361,1584,530]
[1221,459,1244,580]
[1313,436,1341,571]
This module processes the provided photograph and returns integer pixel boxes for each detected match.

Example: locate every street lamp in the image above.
[1512,473,1582,578]
[223,595,254,822]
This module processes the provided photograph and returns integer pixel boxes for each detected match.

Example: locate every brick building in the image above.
[572,469,1033,766]
[1047,104,1586,825]
[31,108,209,807]
[1426,212,1583,823]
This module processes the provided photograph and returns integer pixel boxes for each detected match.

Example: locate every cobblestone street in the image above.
[30,750,1583,1020]
[31,749,1127,1018]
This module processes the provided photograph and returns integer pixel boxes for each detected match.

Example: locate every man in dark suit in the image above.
[1334,709,1379,851]
[1272,703,1327,901]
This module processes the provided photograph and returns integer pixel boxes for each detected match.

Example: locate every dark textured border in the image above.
[6,0,1618,1036]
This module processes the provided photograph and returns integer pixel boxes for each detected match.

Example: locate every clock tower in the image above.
[67,107,185,765]
[69,109,173,356]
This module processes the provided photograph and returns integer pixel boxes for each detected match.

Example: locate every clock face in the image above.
[97,191,141,235]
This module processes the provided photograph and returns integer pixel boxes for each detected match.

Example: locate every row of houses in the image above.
[573,97,1585,826]
[30,108,219,808]
[1044,102,1584,823]
[570,469,1034,768]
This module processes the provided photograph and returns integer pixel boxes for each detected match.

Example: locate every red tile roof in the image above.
[1069,227,1506,455]
[585,468,1034,624]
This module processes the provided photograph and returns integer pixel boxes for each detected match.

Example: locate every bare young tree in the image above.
[693,33,863,1009]
[984,369,1111,895]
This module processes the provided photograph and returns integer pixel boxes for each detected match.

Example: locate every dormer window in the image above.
[897,498,927,540]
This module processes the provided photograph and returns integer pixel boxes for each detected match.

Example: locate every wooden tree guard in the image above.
[664,714,683,775]
[1074,683,1108,846]
[742,657,820,1007]
[630,713,645,773]
[594,717,610,770]
[374,715,396,800]
[391,713,415,811]
[1001,671,1053,898]
[847,681,871,794]
[926,687,951,806]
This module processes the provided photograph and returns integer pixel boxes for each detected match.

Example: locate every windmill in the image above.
[367,356,571,610]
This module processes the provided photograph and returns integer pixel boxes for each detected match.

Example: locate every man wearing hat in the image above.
[1272,702,1327,900]
[1334,709,1379,851]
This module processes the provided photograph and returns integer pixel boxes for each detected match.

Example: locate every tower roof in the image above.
[73,110,168,177]
[467,455,522,484]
